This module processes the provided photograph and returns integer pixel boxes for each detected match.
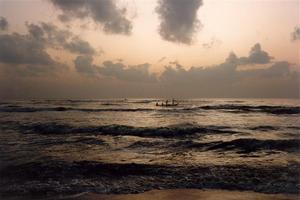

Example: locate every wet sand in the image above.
[66,189,299,200]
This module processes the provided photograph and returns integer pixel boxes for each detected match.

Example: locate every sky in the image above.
[0,0,299,99]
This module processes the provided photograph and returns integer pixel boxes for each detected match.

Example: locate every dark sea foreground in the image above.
[0,98,299,199]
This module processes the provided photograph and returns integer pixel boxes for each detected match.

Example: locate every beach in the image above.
[65,189,299,200]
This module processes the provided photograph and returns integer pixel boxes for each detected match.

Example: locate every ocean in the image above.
[0,98,299,198]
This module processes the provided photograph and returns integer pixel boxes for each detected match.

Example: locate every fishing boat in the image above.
[156,99,178,107]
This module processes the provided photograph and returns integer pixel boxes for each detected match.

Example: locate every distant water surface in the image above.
[0,98,299,198]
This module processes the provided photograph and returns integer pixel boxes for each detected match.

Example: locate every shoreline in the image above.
[63,189,299,200]
[2,189,299,200]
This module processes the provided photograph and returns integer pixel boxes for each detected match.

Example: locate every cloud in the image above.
[291,26,300,41]
[50,0,132,35]
[0,17,8,31]
[57,14,72,23]
[0,20,98,77]
[26,23,45,40]
[99,61,157,82]
[74,56,157,82]
[0,32,67,76]
[65,37,96,55]
[160,58,239,89]
[159,56,298,98]
[240,61,291,79]
[202,37,222,49]
[221,43,272,66]
[157,56,167,63]
[26,22,73,47]
[0,33,56,66]
[26,22,96,55]
[40,22,73,45]
[0,22,96,76]
[156,0,203,44]
[71,42,298,96]
[159,45,300,97]
[1,36,298,98]
[238,43,273,65]
[70,43,298,98]
[14,64,63,77]
[74,55,99,76]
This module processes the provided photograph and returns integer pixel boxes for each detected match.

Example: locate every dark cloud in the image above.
[99,61,157,82]
[57,14,72,23]
[73,44,295,97]
[26,22,96,55]
[238,43,273,65]
[159,56,298,98]
[0,20,98,77]
[291,26,300,41]
[74,55,99,76]
[74,43,296,98]
[0,32,67,76]
[156,0,203,44]
[160,48,287,84]
[26,22,73,49]
[0,22,96,76]
[1,36,298,98]
[160,58,239,90]
[26,23,45,40]
[237,61,292,79]
[0,17,8,31]
[266,61,290,77]
[14,64,63,77]
[41,22,72,44]
[221,43,273,66]
[38,22,73,47]
[74,57,157,82]
[65,37,96,55]
[0,33,56,66]
[50,0,132,35]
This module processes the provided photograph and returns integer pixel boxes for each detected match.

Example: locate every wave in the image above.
[1,103,299,115]
[0,160,299,196]
[225,100,245,103]
[1,122,236,137]
[200,105,300,114]
[23,136,107,147]
[249,125,280,131]
[101,103,126,106]
[129,99,159,104]
[158,105,300,115]
[0,106,154,113]
[31,99,123,103]
[126,140,166,149]
[128,138,300,154]
[207,138,300,153]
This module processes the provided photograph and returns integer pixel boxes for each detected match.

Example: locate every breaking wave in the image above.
[207,138,300,153]
[0,160,299,196]
[1,122,236,137]
[0,104,299,115]
[128,138,300,153]
[200,105,300,114]
[0,106,154,113]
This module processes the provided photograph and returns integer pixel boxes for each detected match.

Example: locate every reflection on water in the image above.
[0,98,299,197]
